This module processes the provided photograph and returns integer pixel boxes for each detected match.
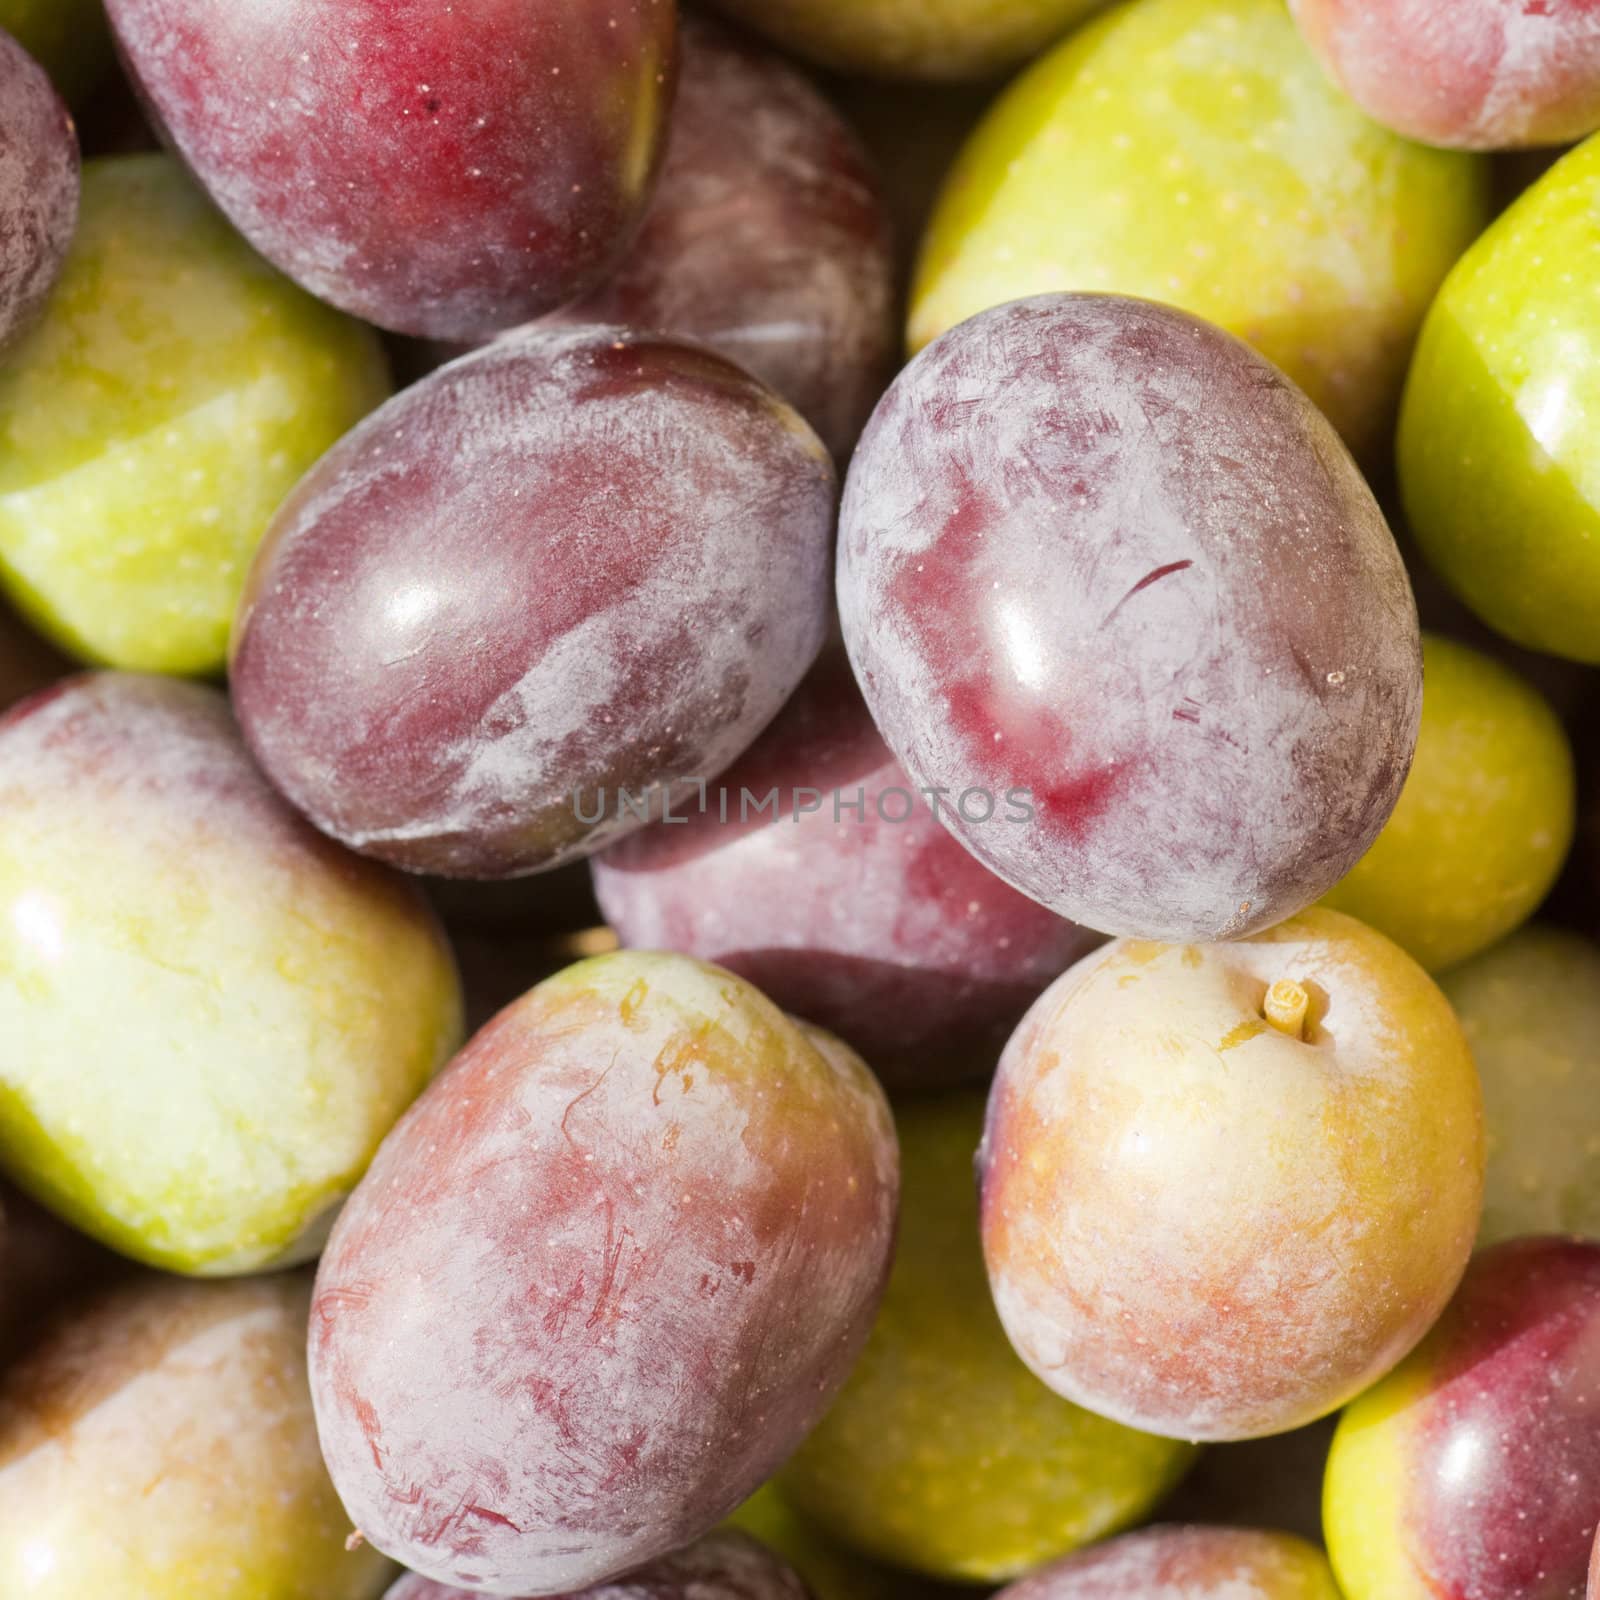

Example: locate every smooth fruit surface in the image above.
[0,154,389,676]
[1442,926,1600,1244]
[0,673,462,1275]
[593,651,1100,1090]
[0,1272,395,1599]
[1289,0,1600,150]
[1321,634,1575,971]
[704,0,1108,80]
[0,29,77,356]
[777,1092,1193,1580]
[543,15,895,462]
[911,0,1489,459]
[1326,1236,1600,1600]
[309,951,897,1595]
[233,327,834,879]
[995,1526,1341,1599]
[1400,134,1600,664]
[980,907,1484,1440]
[106,0,678,340]
[383,1530,807,1600]
[839,293,1422,943]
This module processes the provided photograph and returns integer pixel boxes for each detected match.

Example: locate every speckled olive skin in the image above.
[0,1273,395,1600]
[777,1093,1192,1581]
[593,651,1100,1091]
[980,908,1484,1441]
[541,15,895,462]
[1443,927,1600,1245]
[309,951,898,1596]
[232,326,835,881]
[911,0,1489,460]
[1290,0,1600,150]
[0,29,76,356]
[704,0,1108,80]
[105,0,678,341]
[1321,635,1576,972]
[0,155,390,676]
[0,673,463,1275]
[994,1526,1341,1600]
[1326,1237,1600,1600]
[839,293,1422,943]
[383,1530,807,1600]
[1400,134,1600,665]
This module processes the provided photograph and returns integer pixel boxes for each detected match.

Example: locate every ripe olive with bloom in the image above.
[980,908,1483,1440]
[310,951,898,1595]
[0,673,462,1275]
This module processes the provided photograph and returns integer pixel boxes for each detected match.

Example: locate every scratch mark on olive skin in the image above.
[1101,560,1195,629]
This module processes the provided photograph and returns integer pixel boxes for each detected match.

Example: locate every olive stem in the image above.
[1264,979,1311,1040]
